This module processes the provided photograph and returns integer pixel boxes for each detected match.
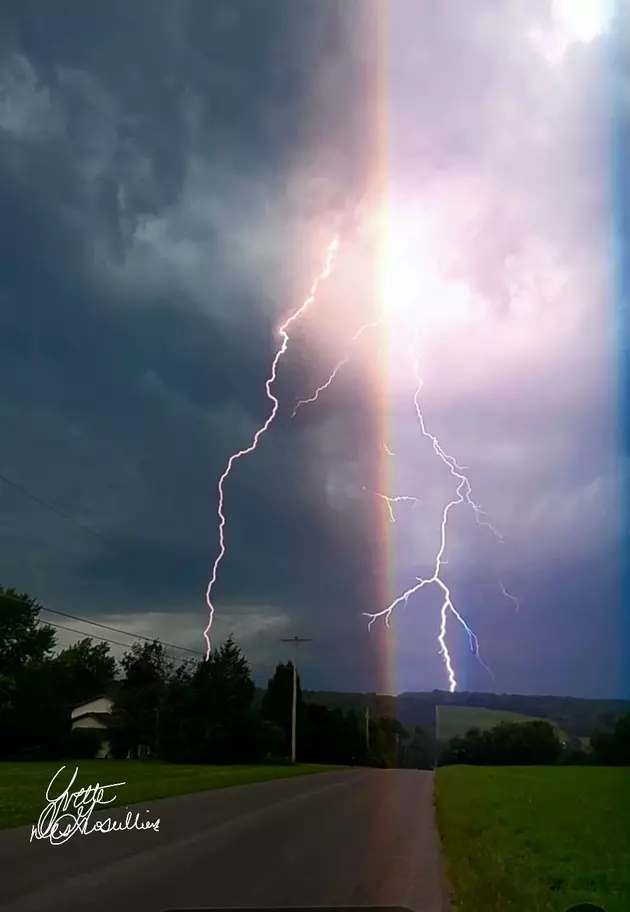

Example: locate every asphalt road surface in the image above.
[0,769,450,912]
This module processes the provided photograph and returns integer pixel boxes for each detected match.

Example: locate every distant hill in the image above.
[294,689,630,738]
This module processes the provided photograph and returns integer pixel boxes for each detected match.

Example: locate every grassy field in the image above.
[0,761,340,830]
[436,705,542,741]
[436,765,630,912]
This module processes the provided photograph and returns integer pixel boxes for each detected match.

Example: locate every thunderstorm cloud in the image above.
[0,0,627,696]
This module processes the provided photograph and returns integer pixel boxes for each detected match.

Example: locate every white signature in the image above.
[30,765,161,845]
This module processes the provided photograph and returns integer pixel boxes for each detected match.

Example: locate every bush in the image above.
[69,728,104,760]
[440,720,564,766]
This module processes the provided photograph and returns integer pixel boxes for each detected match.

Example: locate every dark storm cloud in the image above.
[0,0,379,685]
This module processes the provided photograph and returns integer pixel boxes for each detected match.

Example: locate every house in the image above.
[71,695,114,758]
[70,693,153,760]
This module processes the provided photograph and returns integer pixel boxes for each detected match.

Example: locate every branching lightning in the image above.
[291,319,381,418]
[499,580,521,612]
[364,350,500,691]
[204,234,340,659]
[362,486,422,523]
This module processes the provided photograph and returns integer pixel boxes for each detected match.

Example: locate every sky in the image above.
[0,0,628,698]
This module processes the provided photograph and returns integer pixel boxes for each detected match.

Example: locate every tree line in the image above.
[438,716,630,767]
[0,586,420,766]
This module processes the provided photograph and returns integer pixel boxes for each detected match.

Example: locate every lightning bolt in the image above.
[204,234,340,659]
[382,443,396,457]
[499,580,521,612]
[291,319,381,418]
[364,352,499,691]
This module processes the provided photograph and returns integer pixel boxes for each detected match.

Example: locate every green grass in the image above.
[436,765,630,912]
[0,761,341,830]
[436,705,543,741]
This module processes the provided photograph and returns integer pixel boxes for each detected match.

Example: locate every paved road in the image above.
[0,769,450,912]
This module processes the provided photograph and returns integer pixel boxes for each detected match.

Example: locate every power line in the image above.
[39,618,276,673]
[39,618,198,666]
[38,604,276,669]
[4,588,276,671]
[0,518,267,627]
[1,588,203,658]
[0,517,89,559]
[0,478,275,631]
[40,606,205,657]
[0,470,111,545]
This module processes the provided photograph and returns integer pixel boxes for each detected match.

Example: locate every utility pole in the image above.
[365,703,370,754]
[281,637,312,763]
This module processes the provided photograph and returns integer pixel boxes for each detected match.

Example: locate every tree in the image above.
[591,713,630,765]
[261,662,303,759]
[159,637,264,764]
[343,709,369,765]
[112,640,174,758]
[191,636,260,763]
[488,720,563,765]
[158,663,195,762]
[52,638,117,707]
[69,728,104,760]
[0,587,55,677]
[612,713,630,764]
[406,725,436,769]
[0,587,65,759]
[439,720,564,766]
[367,715,407,767]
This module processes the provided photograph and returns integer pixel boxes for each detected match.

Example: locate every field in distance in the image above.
[436,705,549,741]
[436,765,629,912]
[0,762,340,831]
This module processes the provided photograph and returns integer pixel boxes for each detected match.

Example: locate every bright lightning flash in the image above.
[204,234,340,658]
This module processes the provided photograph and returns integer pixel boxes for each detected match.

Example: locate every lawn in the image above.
[436,705,544,741]
[435,765,630,912]
[0,761,340,830]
